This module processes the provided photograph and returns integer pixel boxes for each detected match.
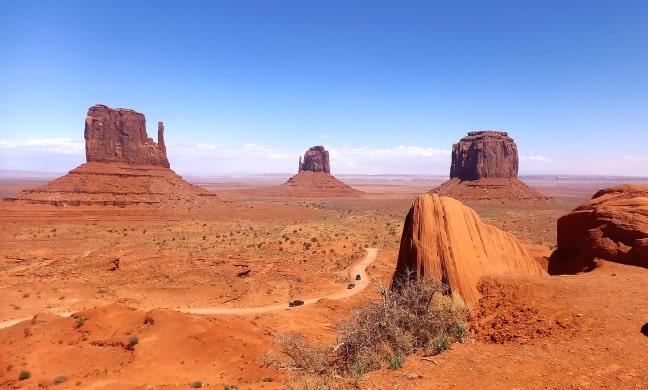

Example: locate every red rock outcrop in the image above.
[393,193,546,307]
[298,146,330,173]
[549,184,648,274]
[431,131,546,202]
[276,146,363,198]
[450,131,518,180]
[6,105,218,210]
[85,104,170,168]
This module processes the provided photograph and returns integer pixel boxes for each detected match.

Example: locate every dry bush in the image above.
[335,275,469,376]
[275,275,469,382]
[276,332,330,374]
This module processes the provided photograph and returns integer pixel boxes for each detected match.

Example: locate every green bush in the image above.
[19,370,31,380]
[126,335,139,350]
[190,380,202,388]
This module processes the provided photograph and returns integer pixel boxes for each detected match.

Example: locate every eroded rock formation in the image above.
[6,104,218,209]
[431,131,545,201]
[85,104,170,168]
[393,193,546,307]
[278,145,363,198]
[298,146,330,173]
[549,184,648,274]
[450,131,518,180]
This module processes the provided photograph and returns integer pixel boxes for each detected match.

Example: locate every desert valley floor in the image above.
[1,175,648,389]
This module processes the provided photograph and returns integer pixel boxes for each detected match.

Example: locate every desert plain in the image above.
[1,174,648,389]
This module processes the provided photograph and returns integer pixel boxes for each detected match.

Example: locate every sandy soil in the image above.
[1,175,648,389]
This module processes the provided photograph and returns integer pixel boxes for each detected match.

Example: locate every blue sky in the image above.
[1,0,646,176]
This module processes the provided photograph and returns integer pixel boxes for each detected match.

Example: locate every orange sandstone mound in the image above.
[4,104,218,210]
[549,184,648,274]
[431,131,546,201]
[393,193,546,307]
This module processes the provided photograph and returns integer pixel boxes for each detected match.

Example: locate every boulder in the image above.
[85,104,170,167]
[549,184,648,274]
[299,146,330,173]
[393,193,546,307]
[450,131,518,180]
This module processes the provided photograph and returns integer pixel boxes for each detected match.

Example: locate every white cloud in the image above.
[0,138,84,154]
[321,133,331,139]
[520,155,552,162]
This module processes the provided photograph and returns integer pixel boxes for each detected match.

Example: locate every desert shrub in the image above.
[126,335,139,350]
[53,375,68,384]
[223,384,238,390]
[275,332,330,374]
[190,380,202,388]
[261,376,273,382]
[335,275,469,375]
[75,316,85,328]
[19,370,31,380]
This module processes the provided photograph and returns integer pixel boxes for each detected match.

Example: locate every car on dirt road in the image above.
[347,283,355,289]
[355,274,361,280]
[288,300,304,307]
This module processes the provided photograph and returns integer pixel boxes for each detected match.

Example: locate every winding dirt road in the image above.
[0,248,379,329]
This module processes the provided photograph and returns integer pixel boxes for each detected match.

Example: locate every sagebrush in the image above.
[276,275,470,381]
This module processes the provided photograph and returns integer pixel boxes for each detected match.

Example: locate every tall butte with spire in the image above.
[280,145,364,198]
[431,131,546,201]
[5,104,217,210]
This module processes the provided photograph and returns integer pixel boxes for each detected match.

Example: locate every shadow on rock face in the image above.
[547,250,597,275]
[641,323,648,337]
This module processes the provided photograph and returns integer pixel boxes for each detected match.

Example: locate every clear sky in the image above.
[1,0,646,176]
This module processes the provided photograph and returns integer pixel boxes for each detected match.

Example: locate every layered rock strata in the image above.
[6,105,217,209]
[431,131,546,201]
[85,104,170,167]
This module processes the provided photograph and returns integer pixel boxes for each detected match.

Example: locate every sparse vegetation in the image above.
[190,380,203,388]
[19,370,31,380]
[126,335,139,350]
[276,275,469,380]
[53,374,68,384]
[75,316,85,328]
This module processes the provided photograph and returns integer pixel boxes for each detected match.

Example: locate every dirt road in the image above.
[0,248,378,328]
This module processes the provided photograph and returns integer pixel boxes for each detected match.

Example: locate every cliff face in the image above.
[84,104,170,168]
[431,131,545,202]
[298,146,330,174]
[393,193,546,307]
[550,184,648,274]
[450,131,518,180]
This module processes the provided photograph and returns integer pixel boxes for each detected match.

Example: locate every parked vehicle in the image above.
[289,300,305,307]
[347,283,355,289]
[355,274,361,280]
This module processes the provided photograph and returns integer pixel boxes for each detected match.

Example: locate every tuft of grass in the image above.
[53,374,68,384]
[190,380,203,388]
[126,335,139,350]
